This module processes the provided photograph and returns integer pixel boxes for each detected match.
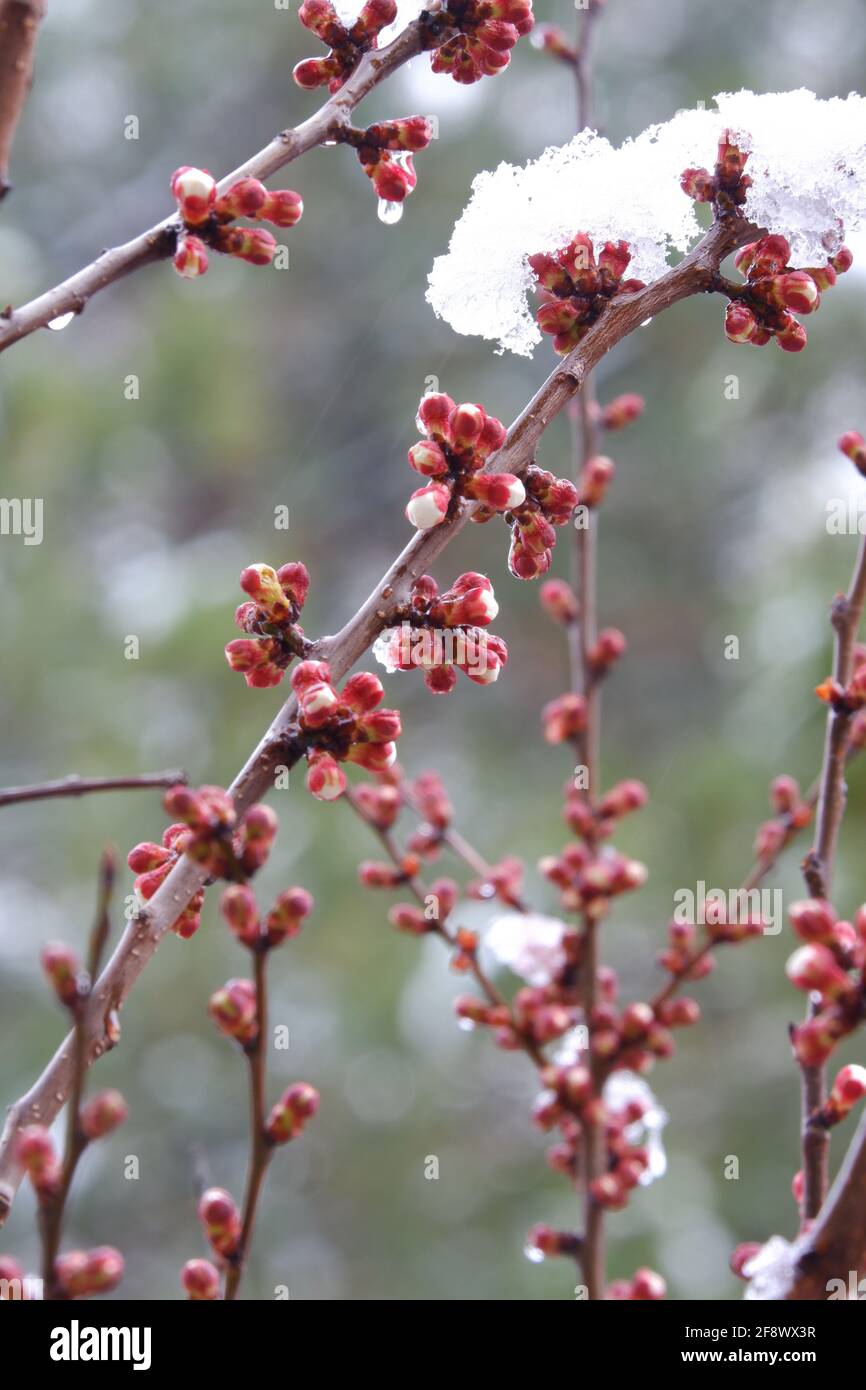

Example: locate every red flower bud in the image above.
[181,1258,220,1300]
[406,482,451,530]
[215,225,277,266]
[259,189,304,228]
[589,627,626,672]
[266,1082,320,1143]
[579,454,615,507]
[214,177,268,220]
[171,166,216,224]
[601,393,644,431]
[389,903,428,935]
[786,944,853,999]
[55,1246,124,1297]
[265,887,313,946]
[788,898,837,945]
[16,1125,60,1198]
[839,431,866,476]
[220,885,261,948]
[80,1089,128,1140]
[631,1267,666,1300]
[539,578,578,624]
[208,978,258,1044]
[542,692,587,744]
[198,1187,241,1258]
[173,234,209,279]
[40,941,81,1008]
[408,439,449,477]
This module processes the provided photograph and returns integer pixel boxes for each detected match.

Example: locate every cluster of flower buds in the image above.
[289,662,401,801]
[404,392,513,531]
[386,879,460,938]
[127,822,206,938]
[506,465,579,580]
[53,1247,124,1298]
[809,1063,866,1129]
[220,883,314,952]
[466,854,525,907]
[128,785,278,919]
[373,573,507,695]
[529,233,645,356]
[170,167,302,280]
[540,842,647,921]
[341,117,432,206]
[606,1268,667,1300]
[534,1067,657,1208]
[427,0,534,85]
[225,562,311,689]
[402,770,453,858]
[181,1257,221,1301]
[266,1081,321,1143]
[198,1187,242,1259]
[840,429,866,478]
[562,778,648,843]
[680,128,751,211]
[656,919,716,984]
[815,643,866,713]
[722,236,851,354]
[752,774,813,861]
[293,0,397,92]
[787,899,866,1065]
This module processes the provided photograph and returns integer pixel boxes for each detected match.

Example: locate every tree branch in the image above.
[798,532,866,1222]
[0,0,46,200]
[0,214,756,1225]
[0,769,187,808]
[0,14,437,350]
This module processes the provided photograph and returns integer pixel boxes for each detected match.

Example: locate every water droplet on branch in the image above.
[47,311,75,331]
[377,199,403,226]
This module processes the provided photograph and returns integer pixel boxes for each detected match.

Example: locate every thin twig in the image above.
[0,13,444,351]
[0,0,46,200]
[223,949,271,1301]
[39,847,115,1298]
[0,213,757,1226]
[798,533,866,1221]
[0,770,187,808]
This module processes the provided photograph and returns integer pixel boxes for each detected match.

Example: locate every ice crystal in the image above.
[485,911,568,986]
[427,90,866,355]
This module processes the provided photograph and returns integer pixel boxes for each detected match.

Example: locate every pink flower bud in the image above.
[769,270,820,315]
[408,439,449,476]
[16,1125,60,1197]
[724,300,759,343]
[416,392,456,442]
[40,941,81,1007]
[80,1089,128,1140]
[539,578,578,624]
[789,898,837,944]
[589,627,626,671]
[292,55,340,90]
[406,482,451,530]
[266,887,313,945]
[173,234,209,279]
[590,1173,628,1210]
[214,177,268,220]
[831,245,853,273]
[631,1267,666,1300]
[238,802,278,874]
[680,166,715,202]
[208,978,258,1044]
[786,944,853,999]
[389,903,428,934]
[370,154,416,202]
[55,1246,124,1297]
[465,472,526,511]
[839,431,866,476]
[542,692,587,744]
[181,1258,221,1300]
[579,454,615,507]
[298,0,346,42]
[601,393,644,431]
[171,166,216,224]
[769,773,799,814]
[305,750,346,802]
[342,671,385,712]
[215,225,277,265]
[525,1224,581,1260]
[220,885,261,948]
[828,1063,866,1118]
[266,1082,320,1143]
[259,189,304,227]
[198,1187,241,1258]
[775,314,808,353]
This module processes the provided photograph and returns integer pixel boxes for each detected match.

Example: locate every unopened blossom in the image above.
[603,1070,668,1184]
[198,1187,242,1258]
[293,0,398,93]
[54,1247,124,1298]
[170,167,303,280]
[181,1258,221,1301]
[373,573,507,694]
[429,0,534,86]
[266,1082,320,1143]
[529,231,645,356]
[404,392,518,532]
[485,912,569,987]
[80,1090,128,1140]
[289,661,401,801]
[225,560,311,688]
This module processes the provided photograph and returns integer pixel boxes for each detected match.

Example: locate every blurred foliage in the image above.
[1,0,866,1301]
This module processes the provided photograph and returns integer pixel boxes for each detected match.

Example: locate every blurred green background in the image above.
[1,0,866,1301]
